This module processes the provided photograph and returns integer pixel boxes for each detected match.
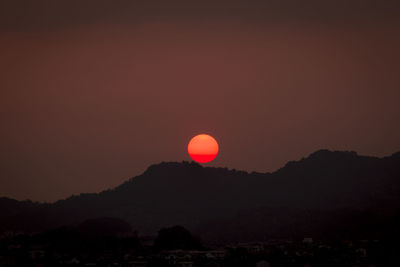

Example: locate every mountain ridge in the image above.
[1,149,399,241]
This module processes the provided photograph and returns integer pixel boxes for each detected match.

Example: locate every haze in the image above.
[1,0,400,201]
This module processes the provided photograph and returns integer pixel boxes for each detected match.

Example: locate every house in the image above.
[29,246,45,260]
[177,260,193,267]
[255,260,270,267]
[129,260,147,267]
[204,250,226,259]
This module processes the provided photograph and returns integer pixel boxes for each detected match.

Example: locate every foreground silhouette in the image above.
[0,149,399,244]
[1,223,399,266]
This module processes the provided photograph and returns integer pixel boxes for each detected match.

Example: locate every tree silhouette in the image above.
[154,225,204,251]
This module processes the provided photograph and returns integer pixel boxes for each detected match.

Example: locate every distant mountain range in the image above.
[1,149,400,243]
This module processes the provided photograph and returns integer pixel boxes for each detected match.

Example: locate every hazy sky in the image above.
[1,0,400,202]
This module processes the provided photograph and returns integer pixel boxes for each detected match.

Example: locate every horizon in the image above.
[3,148,398,203]
[1,146,399,243]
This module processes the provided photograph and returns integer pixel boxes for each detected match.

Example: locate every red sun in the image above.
[188,134,219,163]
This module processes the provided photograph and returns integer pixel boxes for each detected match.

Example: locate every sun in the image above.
[187,134,219,163]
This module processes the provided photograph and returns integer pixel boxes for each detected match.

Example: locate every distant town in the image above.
[0,224,395,267]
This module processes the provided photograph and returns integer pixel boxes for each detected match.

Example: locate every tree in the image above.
[154,225,203,250]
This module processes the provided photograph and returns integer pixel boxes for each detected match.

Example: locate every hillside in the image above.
[1,149,399,242]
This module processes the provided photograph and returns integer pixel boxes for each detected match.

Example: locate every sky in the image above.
[1,0,400,202]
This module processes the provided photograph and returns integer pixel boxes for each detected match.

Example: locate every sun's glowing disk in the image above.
[188,134,219,163]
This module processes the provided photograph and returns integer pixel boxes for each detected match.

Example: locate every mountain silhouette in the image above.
[1,149,399,242]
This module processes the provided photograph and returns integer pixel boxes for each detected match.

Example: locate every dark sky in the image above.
[1,0,400,202]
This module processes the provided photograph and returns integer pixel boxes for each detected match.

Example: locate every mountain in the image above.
[1,150,399,242]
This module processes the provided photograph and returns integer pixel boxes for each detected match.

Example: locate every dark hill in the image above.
[1,150,399,242]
